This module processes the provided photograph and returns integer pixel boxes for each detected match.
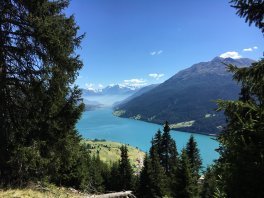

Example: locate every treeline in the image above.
[136,122,203,197]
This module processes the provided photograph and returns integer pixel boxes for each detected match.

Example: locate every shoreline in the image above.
[111,110,218,138]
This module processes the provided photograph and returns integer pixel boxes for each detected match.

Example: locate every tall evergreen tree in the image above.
[88,155,105,193]
[149,146,169,197]
[186,135,202,178]
[217,59,264,197]
[108,162,120,191]
[200,166,217,198]
[0,0,84,185]
[215,1,264,197]
[185,135,202,196]
[118,145,134,190]
[160,121,178,174]
[152,129,163,160]
[137,154,152,198]
[173,149,195,198]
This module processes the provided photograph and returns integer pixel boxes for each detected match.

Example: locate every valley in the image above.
[77,108,219,167]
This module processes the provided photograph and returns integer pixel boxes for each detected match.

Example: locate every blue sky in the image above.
[65,0,263,90]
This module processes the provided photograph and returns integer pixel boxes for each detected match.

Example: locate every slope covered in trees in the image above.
[114,57,254,135]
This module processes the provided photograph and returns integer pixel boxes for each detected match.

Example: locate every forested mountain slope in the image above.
[115,57,254,135]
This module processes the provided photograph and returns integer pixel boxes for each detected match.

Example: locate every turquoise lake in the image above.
[76,108,219,167]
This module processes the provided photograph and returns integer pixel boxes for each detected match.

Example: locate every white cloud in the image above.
[157,50,163,55]
[150,50,163,56]
[243,46,258,52]
[149,73,164,80]
[219,51,242,59]
[85,83,95,91]
[121,78,147,88]
[85,83,104,92]
[243,48,253,52]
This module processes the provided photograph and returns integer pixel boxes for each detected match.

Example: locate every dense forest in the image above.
[0,0,264,197]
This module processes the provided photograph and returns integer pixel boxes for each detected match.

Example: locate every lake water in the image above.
[76,108,219,167]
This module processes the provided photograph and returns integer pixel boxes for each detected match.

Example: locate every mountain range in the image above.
[114,57,255,135]
[81,84,139,96]
[81,84,141,107]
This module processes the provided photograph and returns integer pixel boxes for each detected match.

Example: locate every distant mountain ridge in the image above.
[114,57,255,135]
[81,84,139,97]
[81,84,144,107]
[113,84,159,107]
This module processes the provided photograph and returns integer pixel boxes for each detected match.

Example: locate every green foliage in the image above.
[160,121,178,174]
[152,129,163,160]
[149,148,170,197]
[107,162,120,191]
[173,149,196,198]
[138,123,208,197]
[136,154,152,197]
[139,147,169,198]
[118,145,134,190]
[186,135,202,174]
[186,135,202,195]
[200,166,217,198]
[0,0,85,187]
[216,59,264,197]
[88,155,105,193]
[230,0,264,33]
[212,2,264,197]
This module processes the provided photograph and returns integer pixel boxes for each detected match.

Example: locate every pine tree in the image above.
[215,1,264,196]
[149,146,169,197]
[216,59,264,197]
[137,154,152,198]
[160,121,178,174]
[152,129,163,160]
[108,162,120,191]
[88,155,105,193]
[200,166,217,198]
[0,0,84,185]
[173,149,195,198]
[185,135,202,196]
[230,0,264,33]
[118,145,134,190]
[186,135,202,178]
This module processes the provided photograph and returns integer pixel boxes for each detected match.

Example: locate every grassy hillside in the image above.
[0,185,85,198]
[0,140,145,197]
[82,139,145,173]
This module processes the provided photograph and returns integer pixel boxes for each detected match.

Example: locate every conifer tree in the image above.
[186,135,202,178]
[152,129,163,160]
[174,149,195,198]
[108,162,120,191]
[200,166,217,198]
[149,146,169,197]
[88,155,105,193]
[160,121,178,174]
[118,145,134,190]
[0,0,84,185]
[215,1,264,197]
[230,0,264,33]
[137,154,152,198]
[217,59,264,197]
